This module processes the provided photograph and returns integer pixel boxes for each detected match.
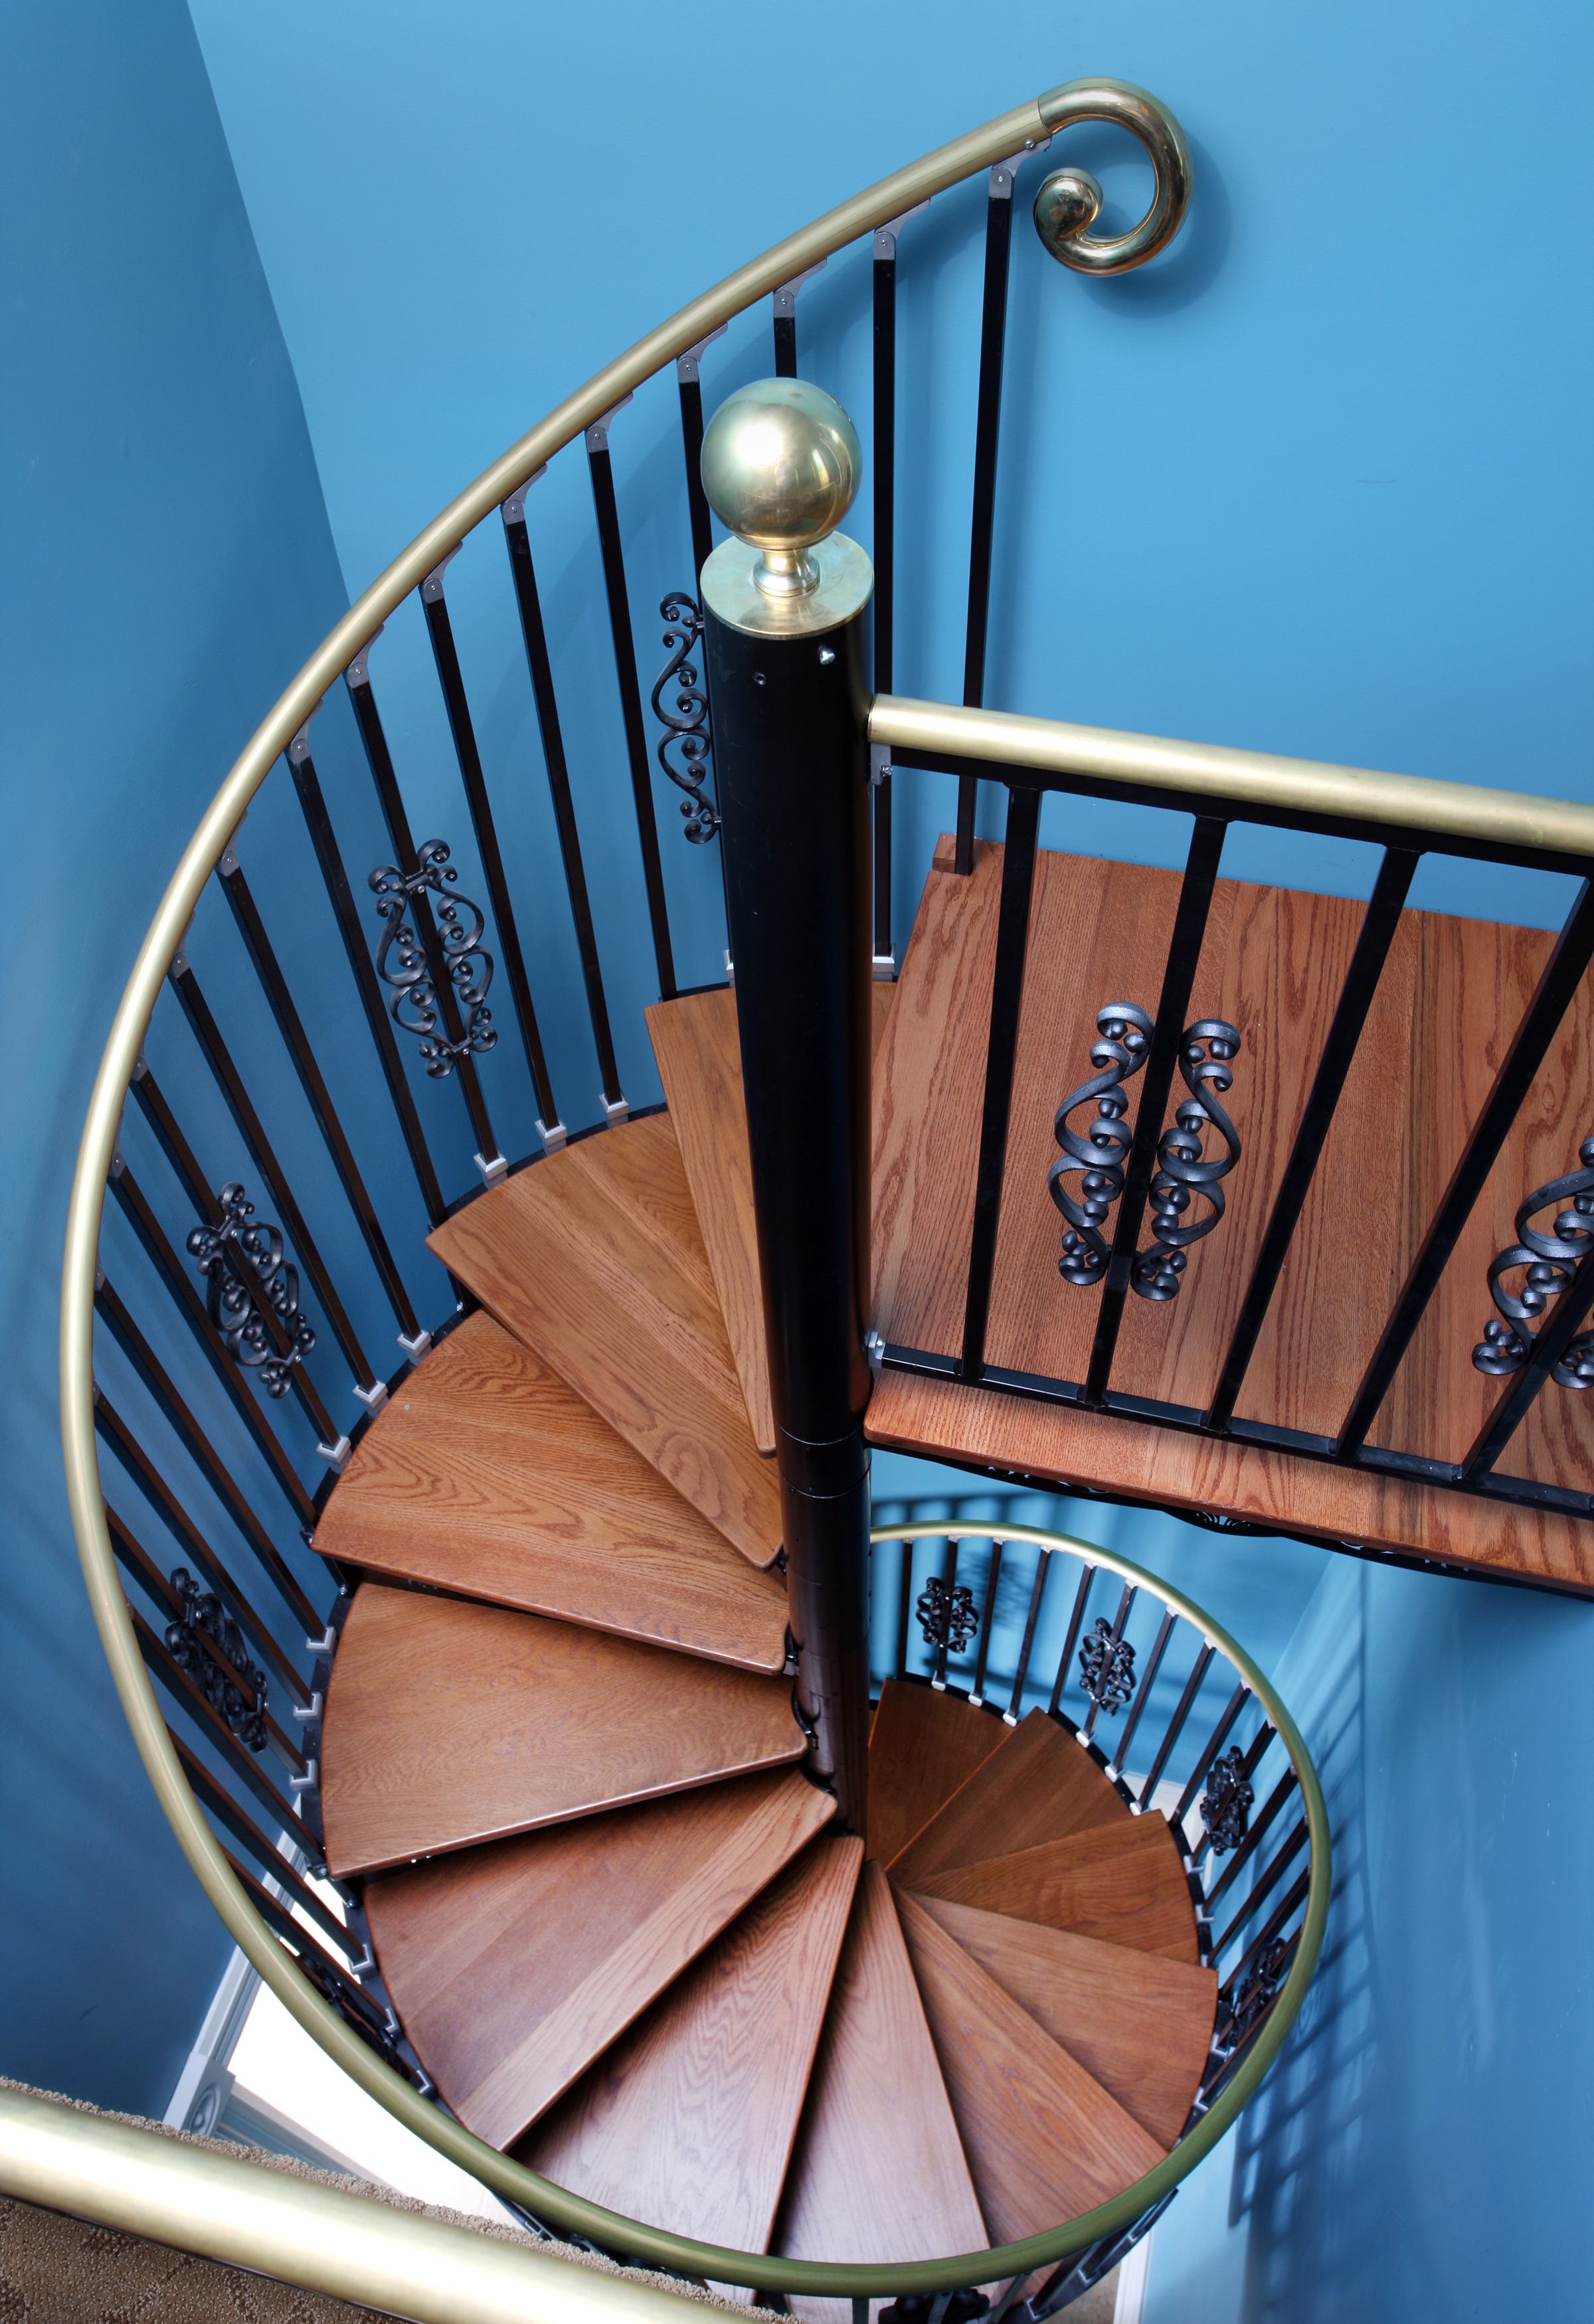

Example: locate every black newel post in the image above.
[699,380,875,1833]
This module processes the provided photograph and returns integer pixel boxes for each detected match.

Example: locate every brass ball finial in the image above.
[700,378,861,600]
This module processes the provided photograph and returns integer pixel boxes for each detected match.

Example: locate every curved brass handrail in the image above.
[59,72,1329,2295]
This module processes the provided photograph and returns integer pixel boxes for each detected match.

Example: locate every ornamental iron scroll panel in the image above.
[650,592,719,843]
[369,841,496,1077]
[1079,1615,1136,1716]
[1472,1133,1594,1389]
[917,1574,978,1657]
[1049,1006,1243,1301]
[1200,1743,1254,1855]
[187,1182,314,1398]
[165,1568,268,1751]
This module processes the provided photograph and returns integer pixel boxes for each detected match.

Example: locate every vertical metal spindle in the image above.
[895,1535,915,1681]
[284,717,446,1244]
[501,481,626,1118]
[1006,1546,1051,1723]
[932,1539,960,1689]
[960,785,1042,1381]
[871,199,928,974]
[676,328,727,578]
[419,553,563,1141]
[1138,1641,1215,1807]
[1082,1582,1136,1743]
[968,1537,1004,1707]
[1173,1685,1253,1833]
[771,259,826,378]
[1211,1816,1309,1956]
[345,658,506,1179]
[1047,1561,1097,1716]
[586,398,676,998]
[1110,1607,1174,1778]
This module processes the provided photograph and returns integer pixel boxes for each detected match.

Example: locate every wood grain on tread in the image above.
[428,1114,781,1568]
[313,1311,788,1673]
[904,1892,1216,2147]
[887,1710,1126,1890]
[864,1363,1594,1589]
[866,1679,1010,1865]
[895,1891,1166,2241]
[363,1768,834,2150]
[519,1836,862,2253]
[320,1584,804,1878]
[774,1861,986,2281]
[911,1817,1201,1965]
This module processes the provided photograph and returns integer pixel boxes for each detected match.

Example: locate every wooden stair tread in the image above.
[519,1835,863,2252]
[869,837,1594,1583]
[911,1817,1201,1966]
[887,1709,1126,1888]
[903,1892,1216,2147]
[314,1311,788,1673]
[866,1679,1010,1864]
[894,1891,1166,2242]
[773,1860,987,2282]
[364,1768,835,2150]
[320,1582,804,1877]
[428,1114,781,1569]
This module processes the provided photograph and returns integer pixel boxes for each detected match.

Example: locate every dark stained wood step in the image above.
[909,1816,1201,1966]
[364,1768,835,2151]
[903,1891,1216,2147]
[869,835,1594,1585]
[866,1679,1010,1865]
[428,1114,781,1569]
[314,1311,789,1674]
[773,1860,986,2298]
[320,1582,804,1878]
[519,1835,863,2252]
[887,1709,1126,1890]
[894,1891,1166,2241]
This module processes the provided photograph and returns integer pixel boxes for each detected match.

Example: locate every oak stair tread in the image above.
[868,836,1594,1585]
[772,1859,987,2293]
[887,1708,1126,1890]
[903,1890,1217,2148]
[319,1582,804,1878]
[894,1889,1167,2241]
[363,1767,836,2151]
[313,1311,789,1673]
[909,1816,1201,1966]
[865,1678,1010,1865]
[428,1112,782,1569]
[519,1835,863,2253]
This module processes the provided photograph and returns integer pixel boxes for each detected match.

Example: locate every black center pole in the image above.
[699,379,875,1833]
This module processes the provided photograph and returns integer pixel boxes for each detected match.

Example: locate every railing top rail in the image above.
[872,693,1594,864]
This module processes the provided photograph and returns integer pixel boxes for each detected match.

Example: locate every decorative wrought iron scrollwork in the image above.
[1078,1616,1136,1716]
[187,1183,313,1398]
[650,592,719,843]
[1225,1936,1292,2046]
[1199,1743,1253,1855]
[165,1568,268,1750]
[916,1574,977,1656]
[1049,1007,1242,1301]
[1473,1133,1594,1388]
[369,841,495,1076]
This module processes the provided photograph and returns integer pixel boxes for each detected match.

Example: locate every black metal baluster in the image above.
[960,784,1042,1380]
[1083,817,1228,1406]
[420,554,562,1138]
[586,398,675,998]
[1211,1817,1309,1956]
[168,948,375,1416]
[114,1519,304,1775]
[871,205,925,970]
[1464,1238,1594,1479]
[1205,847,1419,1432]
[95,1385,325,1635]
[968,1536,1004,1707]
[1047,1561,1097,1716]
[932,1539,960,1687]
[107,1151,315,1528]
[1006,1546,1051,1722]
[106,1499,309,1710]
[1137,1641,1215,1807]
[1172,1685,1253,1831]
[771,259,825,378]
[285,715,446,1238]
[1217,1871,1310,2003]
[1081,1582,1136,1742]
[225,1852,391,2044]
[895,1536,915,1680]
[218,832,422,1347]
[173,1732,350,1956]
[132,1606,298,1827]
[501,479,625,1115]
[1336,873,1594,1459]
[345,659,506,1175]
[1110,1607,1174,1778]
[676,328,727,578]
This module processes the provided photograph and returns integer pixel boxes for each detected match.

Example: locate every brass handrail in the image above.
[871,695,1594,861]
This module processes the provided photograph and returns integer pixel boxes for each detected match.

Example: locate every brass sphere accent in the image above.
[700,378,861,600]
[1033,169,1103,256]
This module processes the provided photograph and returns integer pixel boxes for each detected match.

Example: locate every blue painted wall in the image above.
[0,1,351,2112]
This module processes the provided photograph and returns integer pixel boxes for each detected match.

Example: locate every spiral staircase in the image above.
[63,54,1594,2322]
